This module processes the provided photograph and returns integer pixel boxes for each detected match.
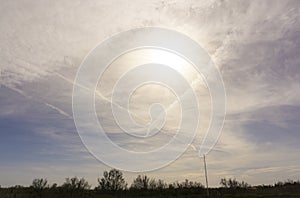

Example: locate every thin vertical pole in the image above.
[203,154,209,197]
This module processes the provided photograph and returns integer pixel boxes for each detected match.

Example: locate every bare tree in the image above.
[31,178,48,198]
[131,175,151,190]
[31,178,48,190]
[220,178,250,189]
[62,177,90,190]
[150,179,167,190]
[97,169,127,191]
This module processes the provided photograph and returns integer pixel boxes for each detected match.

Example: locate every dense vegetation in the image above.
[1,169,300,198]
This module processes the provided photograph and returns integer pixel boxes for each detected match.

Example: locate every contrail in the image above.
[54,71,147,124]
[5,84,73,120]
[54,71,199,149]
[45,102,72,118]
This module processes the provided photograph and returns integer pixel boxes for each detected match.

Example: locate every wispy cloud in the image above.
[0,0,299,187]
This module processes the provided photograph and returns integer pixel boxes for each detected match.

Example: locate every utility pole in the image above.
[203,154,209,197]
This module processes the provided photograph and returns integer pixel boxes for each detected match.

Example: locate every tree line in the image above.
[31,169,205,191]
[1,169,300,198]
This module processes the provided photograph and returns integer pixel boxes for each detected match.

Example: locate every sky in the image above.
[0,0,300,187]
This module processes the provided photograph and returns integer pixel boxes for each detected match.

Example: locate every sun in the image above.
[136,48,194,80]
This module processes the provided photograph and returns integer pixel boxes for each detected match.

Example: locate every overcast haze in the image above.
[0,0,300,187]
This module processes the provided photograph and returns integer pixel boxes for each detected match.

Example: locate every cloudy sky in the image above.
[0,0,300,187]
